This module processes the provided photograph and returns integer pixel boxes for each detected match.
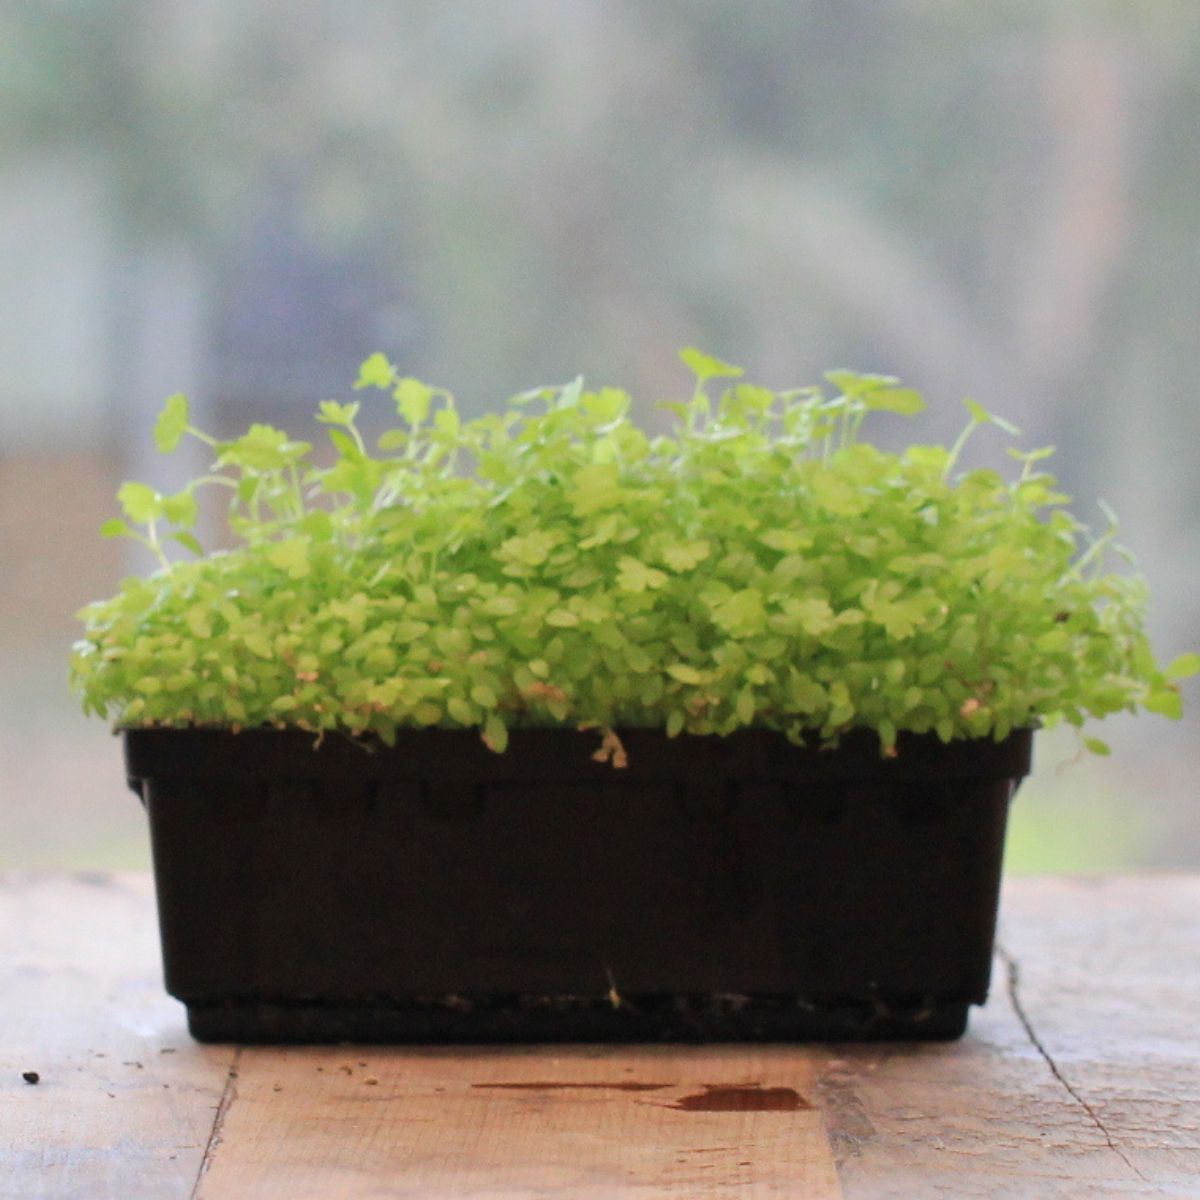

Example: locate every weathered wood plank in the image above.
[0,873,236,1200]
[1000,876,1200,1193]
[817,876,1200,1199]
[197,1046,840,1198]
[4,873,1199,1198]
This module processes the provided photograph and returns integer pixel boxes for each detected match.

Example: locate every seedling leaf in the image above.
[1166,653,1200,680]
[154,393,189,454]
[679,347,744,382]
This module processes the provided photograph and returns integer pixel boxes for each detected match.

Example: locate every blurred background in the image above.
[1,1,1196,870]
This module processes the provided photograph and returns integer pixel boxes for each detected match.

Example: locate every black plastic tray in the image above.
[125,726,1032,1043]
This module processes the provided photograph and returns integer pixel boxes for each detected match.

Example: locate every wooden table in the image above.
[2,874,1197,1199]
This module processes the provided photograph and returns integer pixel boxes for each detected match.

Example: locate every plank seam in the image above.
[190,1047,242,1200]
[995,943,1158,1190]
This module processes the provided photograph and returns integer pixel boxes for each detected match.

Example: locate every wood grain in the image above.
[0,873,236,1200]
[198,1047,839,1199]
[818,875,1200,1199]
[3,873,1198,1198]
[1000,877,1200,1193]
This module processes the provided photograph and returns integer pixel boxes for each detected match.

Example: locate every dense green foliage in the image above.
[71,352,1194,755]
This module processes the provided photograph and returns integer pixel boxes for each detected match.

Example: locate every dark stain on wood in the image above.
[669,1084,810,1112]
[472,1080,670,1092]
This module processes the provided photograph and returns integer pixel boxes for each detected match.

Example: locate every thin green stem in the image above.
[1072,530,1114,579]
[288,464,304,519]
[944,419,982,479]
[185,425,218,448]
[145,520,170,570]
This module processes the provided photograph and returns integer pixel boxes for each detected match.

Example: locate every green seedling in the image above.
[71,351,1195,754]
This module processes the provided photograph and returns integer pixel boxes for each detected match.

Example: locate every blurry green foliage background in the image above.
[1,1,1196,869]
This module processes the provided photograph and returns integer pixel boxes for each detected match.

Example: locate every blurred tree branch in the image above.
[1014,29,1133,398]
